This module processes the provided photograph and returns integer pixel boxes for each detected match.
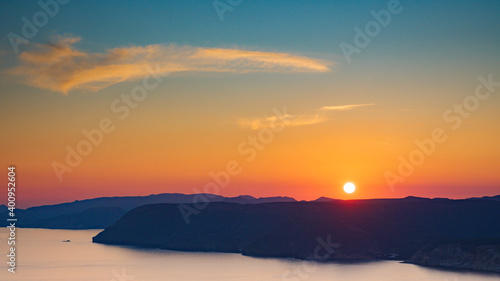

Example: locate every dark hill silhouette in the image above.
[93,198,500,273]
[1,193,498,231]
[28,207,127,229]
[470,195,500,201]
[312,197,342,202]
[0,193,295,229]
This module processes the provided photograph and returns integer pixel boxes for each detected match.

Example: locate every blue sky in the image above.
[1,0,499,58]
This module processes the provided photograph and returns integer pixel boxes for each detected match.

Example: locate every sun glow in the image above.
[343,182,356,194]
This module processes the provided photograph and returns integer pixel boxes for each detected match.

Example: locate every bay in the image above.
[1,228,498,281]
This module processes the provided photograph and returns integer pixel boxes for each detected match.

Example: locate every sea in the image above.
[1,228,499,281]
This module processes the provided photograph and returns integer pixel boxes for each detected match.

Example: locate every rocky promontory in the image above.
[407,240,500,273]
[93,198,500,273]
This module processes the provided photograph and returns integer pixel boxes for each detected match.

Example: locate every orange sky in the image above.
[2,67,499,207]
[1,1,500,208]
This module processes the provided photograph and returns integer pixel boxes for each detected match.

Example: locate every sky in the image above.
[1,0,499,208]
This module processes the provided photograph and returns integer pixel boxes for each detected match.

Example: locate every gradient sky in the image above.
[1,0,499,208]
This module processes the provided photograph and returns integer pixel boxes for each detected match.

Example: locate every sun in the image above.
[343,182,356,194]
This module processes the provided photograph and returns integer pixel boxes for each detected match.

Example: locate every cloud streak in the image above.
[240,103,374,130]
[320,103,374,111]
[6,36,332,94]
[239,113,327,130]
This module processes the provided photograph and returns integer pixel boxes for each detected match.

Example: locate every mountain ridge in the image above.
[2,193,499,229]
[0,193,296,229]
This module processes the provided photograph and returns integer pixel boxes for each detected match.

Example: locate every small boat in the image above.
[62,240,71,242]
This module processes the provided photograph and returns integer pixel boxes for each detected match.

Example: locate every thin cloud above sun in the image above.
[320,103,375,111]
[239,103,375,130]
[6,36,333,94]
[239,112,328,130]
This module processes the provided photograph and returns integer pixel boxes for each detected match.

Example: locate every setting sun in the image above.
[343,182,356,194]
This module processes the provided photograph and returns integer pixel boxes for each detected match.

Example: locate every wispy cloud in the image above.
[239,113,327,130]
[320,103,374,111]
[240,103,374,130]
[6,36,332,94]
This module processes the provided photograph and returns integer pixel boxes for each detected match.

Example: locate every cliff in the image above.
[407,240,500,273]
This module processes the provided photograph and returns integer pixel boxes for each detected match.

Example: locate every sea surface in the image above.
[1,228,499,281]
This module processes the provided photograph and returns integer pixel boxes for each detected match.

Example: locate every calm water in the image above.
[1,228,499,281]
